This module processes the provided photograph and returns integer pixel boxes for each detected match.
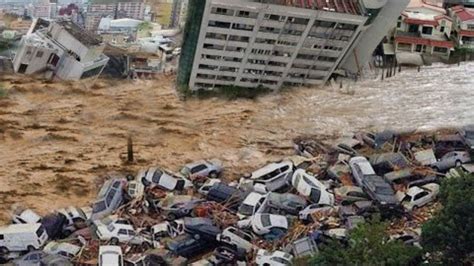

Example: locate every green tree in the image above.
[309,217,421,265]
[421,173,474,264]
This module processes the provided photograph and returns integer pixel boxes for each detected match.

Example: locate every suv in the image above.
[247,161,294,192]
[167,234,215,258]
[259,192,307,216]
[91,178,126,220]
[362,175,399,210]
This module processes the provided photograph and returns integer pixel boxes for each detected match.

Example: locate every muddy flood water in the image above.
[0,62,472,223]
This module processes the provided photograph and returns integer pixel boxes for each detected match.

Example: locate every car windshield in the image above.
[261,214,271,227]
[465,131,474,138]
[93,201,107,212]
[303,175,318,187]
[36,226,45,237]
[107,224,116,232]
[310,188,321,203]
[152,169,163,183]
[376,186,394,195]
[238,204,254,216]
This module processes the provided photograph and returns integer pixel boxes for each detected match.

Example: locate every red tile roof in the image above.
[451,6,474,22]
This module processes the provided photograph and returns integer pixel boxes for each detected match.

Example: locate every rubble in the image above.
[0,128,472,265]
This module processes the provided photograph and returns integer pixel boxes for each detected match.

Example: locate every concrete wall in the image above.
[340,0,410,74]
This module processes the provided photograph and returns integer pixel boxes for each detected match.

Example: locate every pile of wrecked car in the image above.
[0,127,472,265]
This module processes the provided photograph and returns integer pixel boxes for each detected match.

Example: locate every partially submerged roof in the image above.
[57,20,102,46]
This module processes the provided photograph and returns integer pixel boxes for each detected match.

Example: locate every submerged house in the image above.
[13,19,109,80]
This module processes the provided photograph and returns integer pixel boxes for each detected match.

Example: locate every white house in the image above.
[13,19,109,80]
[449,5,474,50]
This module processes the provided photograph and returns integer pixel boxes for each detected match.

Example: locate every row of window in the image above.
[196,64,330,79]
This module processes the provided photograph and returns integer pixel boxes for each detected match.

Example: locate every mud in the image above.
[0,62,472,224]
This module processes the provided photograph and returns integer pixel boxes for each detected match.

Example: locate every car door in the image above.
[117,229,129,242]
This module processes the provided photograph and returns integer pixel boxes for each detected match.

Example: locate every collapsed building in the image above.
[12,19,109,80]
[177,0,410,91]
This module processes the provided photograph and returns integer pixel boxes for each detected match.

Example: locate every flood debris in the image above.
[0,128,472,265]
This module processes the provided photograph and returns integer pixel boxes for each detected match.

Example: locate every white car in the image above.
[198,179,221,195]
[246,161,294,192]
[127,180,145,198]
[139,167,192,191]
[401,183,440,211]
[11,207,41,224]
[216,226,255,252]
[58,206,90,234]
[43,241,81,259]
[256,249,293,266]
[237,192,266,219]
[349,156,376,186]
[431,151,471,172]
[251,214,288,235]
[95,217,150,246]
[291,169,334,205]
[99,245,123,266]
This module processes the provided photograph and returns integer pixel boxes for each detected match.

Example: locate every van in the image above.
[0,223,48,254]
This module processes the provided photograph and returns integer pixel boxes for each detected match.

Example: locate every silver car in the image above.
[180,159,223,179]
[91,178,126,220]
[431,151,471,172]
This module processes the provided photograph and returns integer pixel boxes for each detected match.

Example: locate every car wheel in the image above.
[209,171,218,179]
[0,247,9,255]
[27,245,36,252]
[110,237,119,245]
[455,160,462,167]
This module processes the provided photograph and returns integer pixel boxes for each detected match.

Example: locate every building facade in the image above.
[181,0,409,91]
[394,3,454,59]
[13,19,109,80]
[170,0,188,28]
[86,0,145,31]
[449,5,474,50]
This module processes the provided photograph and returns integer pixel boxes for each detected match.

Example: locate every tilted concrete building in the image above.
[13,19,109,80]
[177,0,409,91]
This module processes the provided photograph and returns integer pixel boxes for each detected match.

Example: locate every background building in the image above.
[178,0,409,91]
[85,0,145,31]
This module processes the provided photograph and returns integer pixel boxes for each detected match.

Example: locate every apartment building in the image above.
[13,19,109,80]
[179,0,409,91]
[85,0,145,31]
[170,0,188,28]
[31,0,58,19]
[394,2,454,59]
[449,5,474,50]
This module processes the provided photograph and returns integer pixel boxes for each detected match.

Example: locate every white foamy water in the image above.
[262,62,474,136]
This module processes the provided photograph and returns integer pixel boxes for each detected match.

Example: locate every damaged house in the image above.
[13,19,109,80]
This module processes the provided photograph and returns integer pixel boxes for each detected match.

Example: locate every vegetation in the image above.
[137,21,152,32]
[421,173,474,264]
[307,216,422,265]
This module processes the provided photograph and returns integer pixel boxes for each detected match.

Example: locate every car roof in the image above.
[99,245,122,253]
[251,161,292,179]
[184,160,208,168]
[243,192,264,205]
[406,186,425,197]
[0,223,42,233]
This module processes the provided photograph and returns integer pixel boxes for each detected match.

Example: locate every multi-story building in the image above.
[170,0,188,29]
[31,0,57,19]
[394,2,454,59]
[449,5,474,50]
[13,19,109,80]
[85,0,145,31]
[178,0,409,91]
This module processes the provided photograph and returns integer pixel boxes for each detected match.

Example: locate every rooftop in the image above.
[451,5,474,21]
[249,0,366,16]
[57,20,102,46]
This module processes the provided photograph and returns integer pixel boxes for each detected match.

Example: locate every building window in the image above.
[467,24,474,30]
[440,26,445,32]
[422,26,433,35]
[408,24,419,33]
[397,21,401,28]
[36,51,44,58]
[433,47,448,53]
[232,23,254,31]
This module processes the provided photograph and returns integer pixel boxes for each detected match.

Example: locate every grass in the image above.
[179,85,273,100]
